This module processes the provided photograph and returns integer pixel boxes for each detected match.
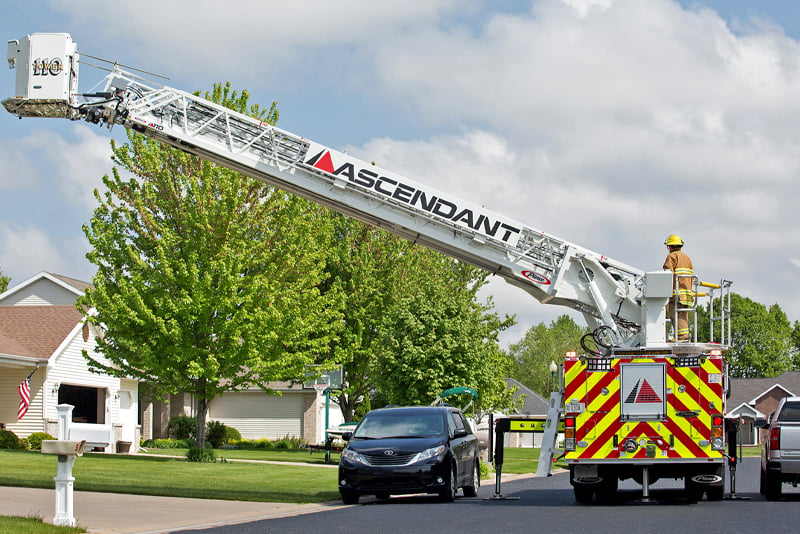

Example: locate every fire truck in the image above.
[4,33,733,502]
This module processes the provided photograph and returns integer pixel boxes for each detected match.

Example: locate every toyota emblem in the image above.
[383,450,396,456]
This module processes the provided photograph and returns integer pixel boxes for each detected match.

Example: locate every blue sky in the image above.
[1,0,798,347]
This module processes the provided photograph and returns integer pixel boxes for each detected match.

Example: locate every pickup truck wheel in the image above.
[764,469,782,501]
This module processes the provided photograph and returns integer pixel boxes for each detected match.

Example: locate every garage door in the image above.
[208,392,304,440]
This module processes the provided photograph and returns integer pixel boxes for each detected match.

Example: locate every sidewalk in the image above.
[0,486,343,534]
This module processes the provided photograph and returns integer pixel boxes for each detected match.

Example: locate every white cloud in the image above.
[18,124,113,209]
[45,0,469,85]
[0,142,37,189]
[0,224,69,279]
[5,0,797,336]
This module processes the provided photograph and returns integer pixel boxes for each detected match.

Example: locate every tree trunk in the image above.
[195,396,207,450]
[337,393,355,423]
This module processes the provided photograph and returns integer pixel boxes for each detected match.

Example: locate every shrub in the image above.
[27,432,55,450]
[479,459,492,481]
[167,415,197,440]
[0,429,24,449]
[205,420,227,448]
[141,438,193,449]
[272,435,305,449]
[186,446,215,463]
[224,425,242,443]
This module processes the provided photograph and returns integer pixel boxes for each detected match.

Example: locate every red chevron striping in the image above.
[564,360,582,401]
[576,393,619,441]
[671,396,710,439]
[585,368,618,402]
[577,418,619,459]
[664,417,708,457]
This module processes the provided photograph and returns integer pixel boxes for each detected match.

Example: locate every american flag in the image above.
[17,370,35,419]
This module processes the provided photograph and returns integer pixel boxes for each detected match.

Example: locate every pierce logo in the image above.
[624,379,662,404]
[691,474,723,484]
[521,270,551,285]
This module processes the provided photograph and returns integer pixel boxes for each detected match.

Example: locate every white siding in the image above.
[1,368,46,436]
[0,278,80,306]
[48,325,119,424]
[208,392,303,440]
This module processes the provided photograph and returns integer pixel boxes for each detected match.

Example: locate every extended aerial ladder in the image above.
[3,32,693,353]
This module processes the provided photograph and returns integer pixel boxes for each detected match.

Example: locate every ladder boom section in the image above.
[3,33,648,344]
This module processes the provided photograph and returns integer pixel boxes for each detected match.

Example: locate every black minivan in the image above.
[338,405,480,504]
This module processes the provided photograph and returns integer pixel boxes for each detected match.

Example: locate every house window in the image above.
[58,385,106,424]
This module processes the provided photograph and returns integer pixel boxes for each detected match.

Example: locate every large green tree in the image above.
[698,294,794,378]
[373,257,516,414]
[509,315,586,396]
[320,214,516,421]
[793,321,800,368]
[0,268,8,293]
[79,83,342,449]
[320,214,430,422]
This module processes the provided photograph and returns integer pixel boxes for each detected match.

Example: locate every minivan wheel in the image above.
[439,464,457,502]
[340,490,359,505]
[463,461,480,497]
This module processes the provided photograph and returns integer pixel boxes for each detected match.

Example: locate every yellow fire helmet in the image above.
[664,234,684,246]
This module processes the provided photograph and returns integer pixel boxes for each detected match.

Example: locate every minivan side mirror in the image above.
[342,432,352,441]
[754,420,768,429]
[453,428,468,438]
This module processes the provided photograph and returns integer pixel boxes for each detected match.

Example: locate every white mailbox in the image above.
[41,440,86,457]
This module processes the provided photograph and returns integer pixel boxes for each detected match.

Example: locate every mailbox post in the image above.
[40,404,86,527]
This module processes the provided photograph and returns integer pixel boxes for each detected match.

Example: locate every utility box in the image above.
[3,33,79,118]
[41,440,86,457]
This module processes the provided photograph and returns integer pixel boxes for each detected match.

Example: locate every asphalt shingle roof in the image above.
[504,378,550,415]
[729,371,800,407]
[0,306,83,360]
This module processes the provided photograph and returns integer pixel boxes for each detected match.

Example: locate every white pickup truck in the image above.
[760,396,800,500]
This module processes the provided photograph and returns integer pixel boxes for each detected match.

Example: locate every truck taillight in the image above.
[565,416,576,451]
[711,414,724,450]
[770,427,781,451]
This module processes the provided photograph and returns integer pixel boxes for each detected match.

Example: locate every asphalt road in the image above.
[176,457,800,534]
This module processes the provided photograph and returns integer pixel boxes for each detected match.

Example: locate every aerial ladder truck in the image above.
[4,33,734,502]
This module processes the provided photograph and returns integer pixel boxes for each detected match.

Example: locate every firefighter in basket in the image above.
[663,234,694,341]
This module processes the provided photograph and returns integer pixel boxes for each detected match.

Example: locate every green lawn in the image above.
[495,447,567,474]
[142,447,341,464]
[0,450,339,503]
[0,516,85,534]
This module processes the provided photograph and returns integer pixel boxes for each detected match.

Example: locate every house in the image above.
[0,272,140,452]
[727,371,800,446]
[148,382,343,445]
[1,271,343,449]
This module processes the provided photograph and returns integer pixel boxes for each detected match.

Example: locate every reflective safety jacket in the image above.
[663,250,694,305]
